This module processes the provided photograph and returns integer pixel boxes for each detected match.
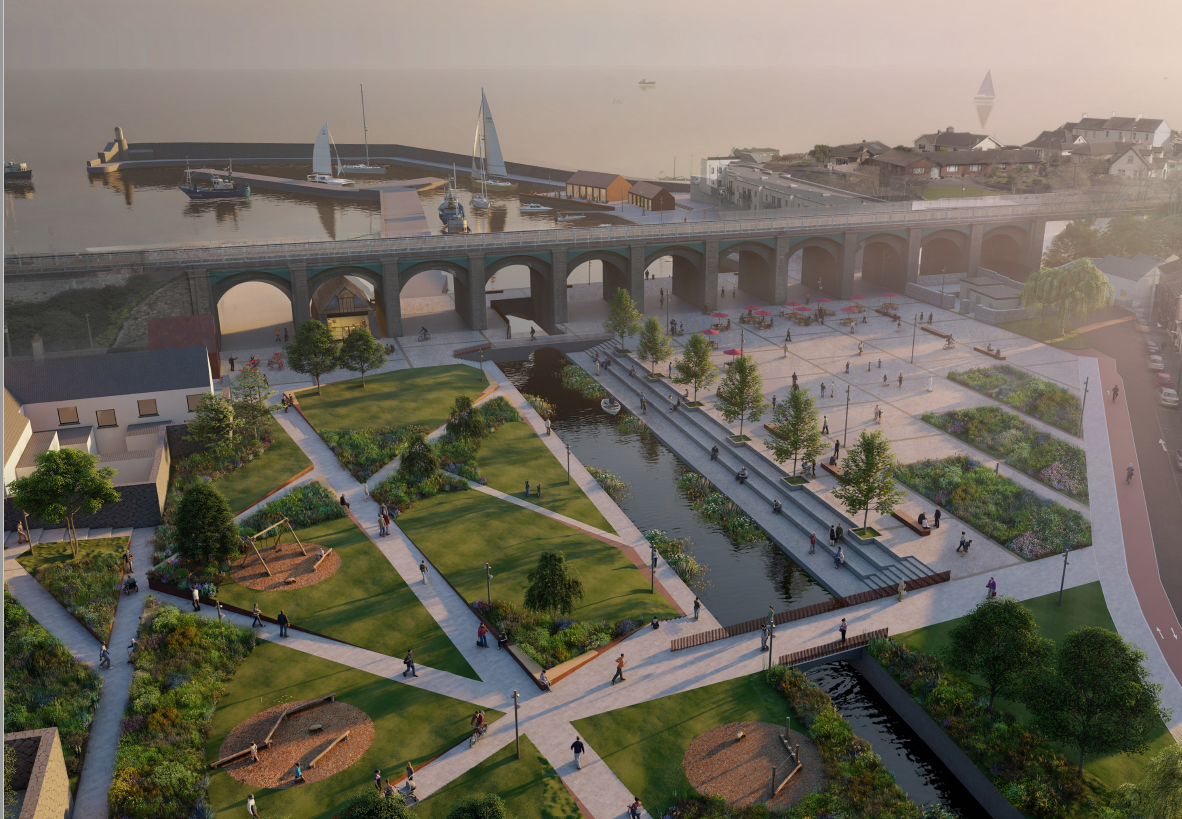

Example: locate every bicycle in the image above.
[469,723,487,748]
[1126,466,1135,485]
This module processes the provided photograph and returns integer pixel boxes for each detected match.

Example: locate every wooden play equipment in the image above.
[243,517,308,577]
[770,717,803,797]
[308,731,350,769]
[208,693,337,769]
[312,548,334,572]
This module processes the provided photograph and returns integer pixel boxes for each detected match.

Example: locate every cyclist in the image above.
[1126,463,1135,484]
[470,709,487,738]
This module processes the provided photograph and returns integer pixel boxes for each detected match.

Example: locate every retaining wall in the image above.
[905,282,957,310]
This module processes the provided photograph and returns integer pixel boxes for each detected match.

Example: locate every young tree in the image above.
[636,316,674,376]
[602,288,643,353]
[339,786,414,819]
[832,429,906,532]
[523,551,585,620]
[714,354,766,439]
[672,332,719,403]
[808,144,833,164]
[947,596,1052,707]
[338,326,386,387]
[7,449,120,558]
[187,392,239,448]
[229,369,275,441]
[1019,258,1113,338]
[1022,626,1168,777]
[766,387,826,477]
[174,483,240,565]
[1119,742,1182,819]
[397,431,441,484]
[446,794,509,819]
[445,395,489,442]
[285,319,341,395]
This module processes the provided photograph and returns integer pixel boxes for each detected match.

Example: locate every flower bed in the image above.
[4,589,103,781]
[765,664,926,818]
[617,414,652,437]
[522,392,555,419]
[242,481,346,531]
[32,552,123,642]
[895,456,1091,559]
[319,424,426,482]
[472,598,639,670]
[109,598,255,819]
[867,636,1084,817]
[923,407,1088,502]
[644,530,706,587]
[586,466,629,501]
[171,434,273,496]
[677,473,767,544]
[561,364,608,400]
[947,365,1082,434]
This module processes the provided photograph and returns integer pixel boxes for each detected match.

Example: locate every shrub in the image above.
[617,414,652,437]
[243,482,345,531]
[320,425,426,482]
[471,599,640,670]
[522,393,555,419]
[644,530,706,586]
[110,598,255,819]
[561,364,608,400]
[895,456,1091,557]
[947,365,1082,434]
[446,794,509,819]
[174,483,240,566]
[4,589,102,780]
[678,474,768,545]
[586,466,629,501]
[32,551,123,641]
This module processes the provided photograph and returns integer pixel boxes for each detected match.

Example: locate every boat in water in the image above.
[472,90,517,193]
[638,79,656,87]
[339,85,385,174]
[519,203,553,212]
[5,160,32,181]
[601,398,621,415]
[438,171,469,233]
[307,124,355,186]
[974,69,995,100]
[178,160,249,199]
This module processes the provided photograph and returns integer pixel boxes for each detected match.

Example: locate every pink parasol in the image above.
[851,295,866,301]
[882,292,899,298]
[841,306,859,313]
[816,297,832,303]
[795,306,811,313]
[702,328,720,335]
[784,301,802,307]
[710,312,729,318]
[755,310,772,316]
[723,348,742,356]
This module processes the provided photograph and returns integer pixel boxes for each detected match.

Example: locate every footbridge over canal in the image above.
[6,192,1166,340]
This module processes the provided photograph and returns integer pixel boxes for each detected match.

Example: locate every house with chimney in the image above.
[1070,113,1171,147]
[913,127,1003,153]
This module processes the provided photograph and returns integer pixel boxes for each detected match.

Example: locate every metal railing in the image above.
[5,192,1169,276]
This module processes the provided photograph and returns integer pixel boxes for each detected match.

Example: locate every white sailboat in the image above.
[306,123,355,186]
[470,121,489,210]
[472,90,517,193]
[340,85,385,174]
[975,70,995,101]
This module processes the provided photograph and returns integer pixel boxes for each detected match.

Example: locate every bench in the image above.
[313,548,334,571]
[821,461,844,478]
[892,511,931,536]
[973,346,1006,360]
[286,693,336,718]
[920,325,951,339]
[209,746,259,769]
[875,307,901,321]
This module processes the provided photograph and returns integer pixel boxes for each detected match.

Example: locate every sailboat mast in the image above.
[360,84,370,165]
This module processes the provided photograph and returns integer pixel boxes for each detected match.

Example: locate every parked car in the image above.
[1175,449,1182,471]
[1145,339,1161,354]
[1148,355,1165,371]
[1157,387,1179,408]
[1154,372,1173,388]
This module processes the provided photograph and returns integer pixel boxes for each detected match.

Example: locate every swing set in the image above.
[242,517,307,578]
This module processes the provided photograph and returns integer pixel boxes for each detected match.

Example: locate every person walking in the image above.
[277,610,289,638]
[986,577,997,598]
[99,643,111,668]
[760,622,769,652]
[829,524,837,549]
[477,623,489,648]
[786,328,792,342]
[1126,463,1135,484]
[381,507,391,536]
[250,742,259,764]
[820,382,826,398]
[123,549,134,573]
[839,618,848,643]
[693,596,701,620]
[1112,384,1119,402]
[403,650,417,678]
[536,482,542,498]
[378,510,388,537]
[898,373,904,388]
[821,416,829,434]
[247,794,259,818]
[228,355,237,372]
[835,523,844,541]
[933,508,941,529]
[190,584,201,612]
[525,480,530,496]
[957,532,967,553]
[252,603,264,628]
[834,439,841,458]
[771,394,777,409]
[809,532,817,554]
[640,394,647,414]
[611,653,627,685]
[374,770,383,792]
[572,736,586,769]
[420,560,429,584]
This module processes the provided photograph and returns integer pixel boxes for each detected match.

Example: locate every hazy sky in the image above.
[7,0,1182,70]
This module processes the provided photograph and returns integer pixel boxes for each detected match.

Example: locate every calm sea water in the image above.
[5,67,1178,254]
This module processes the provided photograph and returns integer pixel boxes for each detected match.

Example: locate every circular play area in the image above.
[230,543,340,591]
[683,722,824,810]
[218,698,373,789]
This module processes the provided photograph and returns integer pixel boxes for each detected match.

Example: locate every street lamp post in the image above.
[767,621,776,670]
[1057,546,1071,607]
[910,315,918,364]
[513,690,520,759]
[842,384,851,457]
[566,443,571,485]
[484,563,493,606]
[1077,376,1090,437]
[651,543,657,594]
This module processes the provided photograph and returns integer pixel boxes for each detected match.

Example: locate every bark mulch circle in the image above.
[683,721,825,809]
[230,544,340,591]
[221,700,374,789]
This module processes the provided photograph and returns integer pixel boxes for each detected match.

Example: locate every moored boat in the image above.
[519,203,553,212]
[5,160,32,181]
[601,398,621,415]
[307,123,356,186]
[339,85,386,174]
[178,160,249,199]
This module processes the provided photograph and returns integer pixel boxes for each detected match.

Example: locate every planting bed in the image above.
[946,365,1081,434]
[18,536,130,642]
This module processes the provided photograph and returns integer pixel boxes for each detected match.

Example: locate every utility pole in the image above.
[910,315,918,364]
[1057,546,1071,607]
[767,620,776,671]
[566,443,571,485]
[843,384,851,456]
[651,542,656,594]
[1078,376,1089,437]
[85,314,94,349]
[513,690,520,759]
[485,563,493,606]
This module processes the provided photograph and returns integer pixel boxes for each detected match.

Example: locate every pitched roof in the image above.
[628,181,670,199]
[916,130,994,149]
[926,148,1043,165]
[4,388,31,463]
[5,347,212,405]
[566,170,627,189]
[1070,141,1128,156]
[829,141,890,159]
[1074,116,1167,133]
[1091,253,1165,281]
[869,149,929,167]
[1023,129,1074,150]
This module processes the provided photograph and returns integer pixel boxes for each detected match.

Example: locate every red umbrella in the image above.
[784,301,802,307]
[882,292,899,298]
[816,297,832,303]
[841,306,859,313]
[702,328,719,335]
[851,295,866,301]
[723,348,742,356]
[710,312,729,318]
[755,310,772,316]
[795,306,811,313]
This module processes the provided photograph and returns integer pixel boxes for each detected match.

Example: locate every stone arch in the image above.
[919,230,968,277]
[306,265,388,336]
[982,226,1029,277]
[397,260,470,294]
[788,237,844,295]
[567,250,632,303]
[856,234,908,291]
[211,271,295,348]
[484,255,559,332]
[391,259,473,339]
[645,245,706,310]
[724,241,776,303]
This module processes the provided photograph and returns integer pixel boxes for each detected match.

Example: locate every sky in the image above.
[7,0,1182,70]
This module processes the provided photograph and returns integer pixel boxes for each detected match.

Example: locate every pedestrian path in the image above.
[4,543,101,663]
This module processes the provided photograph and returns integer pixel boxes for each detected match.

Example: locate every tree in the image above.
[602,288,643,352]
[1119,742,1182,819]
[188,391,239,449]
[285,320,341,395]
[338,326,386,387]
[636,315,674,375]
[445,395,488,442]
[398,431,440,484]
[174,483,240,565]
[766,387,826,477]
[714,354,766,439]
[832,429,906,532]
[339,787,414,819]
[446,794,510,819]
[672,332,719,403]
[1043,218,1102,268]
[523,551,585,620]
[946,596,1052,708]
[1019,258,1113,338]
[808,144,833,164]
[230,369,274,441]
[7,448,120,558]
[1021,626,1169,777]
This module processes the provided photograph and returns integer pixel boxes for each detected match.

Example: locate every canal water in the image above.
[807,662,988,818]
[499,347,831,627]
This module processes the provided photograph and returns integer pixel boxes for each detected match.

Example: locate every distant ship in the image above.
[638,79,656,87]
[471,90,517,193]
[307,123,355,186]
[975,70,995,101]
[178,160,248,199]
[5,160,32,181]
[438,173,469,233]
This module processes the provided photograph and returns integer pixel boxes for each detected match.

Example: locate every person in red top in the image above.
[477,623,489,648]
[628,797,642,819]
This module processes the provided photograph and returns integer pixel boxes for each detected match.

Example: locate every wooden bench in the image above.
[892,511,931,536]
[286,693,336,718]
[313,549,334,571]
[308,730,349,769]
[821,461,844,478]
[209,746,258,769]
[920,325,950,339]
[973,346,1006,361]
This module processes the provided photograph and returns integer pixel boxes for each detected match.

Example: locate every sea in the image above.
[4,67,1179,256]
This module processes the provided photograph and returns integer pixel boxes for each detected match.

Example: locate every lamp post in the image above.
[767,620,776,670]
[513,690,520,759]
[85,314,94,349]
[651,542,657,594]
[484,563,493,606]
[843,384,851,457]
[566,443,571,485]
[479,349,484,376]
[910,314,918,364]
[1078,376,1089,438]
[1057,546,1071,607]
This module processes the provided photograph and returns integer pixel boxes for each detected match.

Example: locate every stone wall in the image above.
[2,269,138,303]
[111,271,200,349]
[905,282,957,310]
[4,728,72,819]
[972,304,1031,325]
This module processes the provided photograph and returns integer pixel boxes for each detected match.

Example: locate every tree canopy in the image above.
[339,787,415,819]
[188,392,239,449]
[229,369,274,441]
[714,354,766,438]
[446,794,510,819]
[446,395,489,442]
[398,431,441,485]
[285,320,341,395]
[602,289,643,352]
[1019,258,1113,338]
[832,429,905,531]
[7,448,120,558]
[523,551,585,620]
[946,596,1052,707]
[174,483,240,565]
[338,327,386,386]
[766,387,826,476]
[1119,742,1182,819]
[636,315,674,375]
[672,332,719,402]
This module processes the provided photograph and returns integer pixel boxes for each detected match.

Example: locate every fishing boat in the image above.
[472,90,517,192]
[339,85,385,174]
[975,70,995,101]
[519,203,553,212]
[438,171,469,232]
[178,160,249,199]
[4,160,32,181]
[638,79,656,87]
[307,124,355,186]
[601,398,621,415]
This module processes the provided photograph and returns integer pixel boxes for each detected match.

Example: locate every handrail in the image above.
[5,193,1167,276]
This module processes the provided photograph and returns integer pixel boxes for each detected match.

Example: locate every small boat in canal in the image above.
[5,160,32,181]
[178,161,249,199]
[601,398,621,415]
[519,203,553,212]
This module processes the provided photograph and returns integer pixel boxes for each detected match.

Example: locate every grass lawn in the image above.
[921,186,1006,199]
[411,734,581,819]
[477,420,616,533]
[397,491,677,624]
[16,535,130,573]
[997,317,1091,350]
[213,420,312,514]
[896,581,1175,805]
[206,640,498,819]
[572,672,802,816]
[214,515,477,680]
[297,364,490,433]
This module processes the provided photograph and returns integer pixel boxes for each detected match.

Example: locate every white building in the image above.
[1072,114,1171,147]
[1090,253,1169,310]
[700,156,738,192]
[1108,145,1171,179]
